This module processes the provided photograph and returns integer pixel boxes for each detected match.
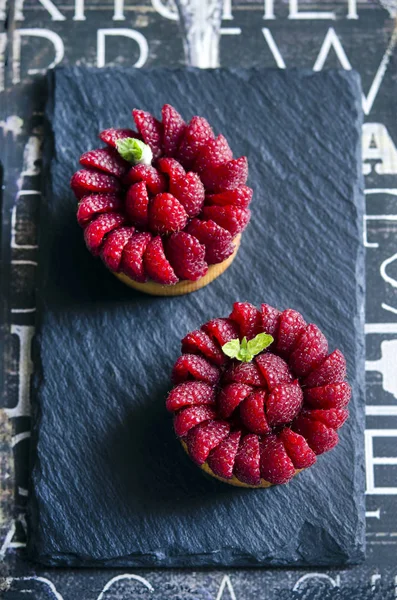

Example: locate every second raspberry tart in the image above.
[71,105,251,296]
[167,302,351,488]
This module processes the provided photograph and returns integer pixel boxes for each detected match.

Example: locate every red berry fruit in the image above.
[229,302,262,340]
[100,226,134,272]
[166,232,208,281]
[304,350,347,388]
[166,381,216,412]
[172,354,220,386]
[207,431,241,480]
[162,104,186,157]
[186,421,230,465]
[80,147,129,178]
[173,405,217,437]
[260,435,295,485]
[177,116,214,168]
[125,182,150,228]
[99,128,139,148]
[143,236,178,285]
[120,232,152,283]
[84,213,125,256]
[170,172,205,218]
[133,108,163,159]
[276,309,307,357]
[240,390,270,434]
[304,382,351,410]
[181,329,225,366]
[186,219,235,265]
[77,194,122,228]
[149,193,188,235]
[279,428,317,469]
[201,318,240,346]
[202,205,251,237]
[206,186,253,209]
[234,434,261,486]
[71,169,121,199]
[123,164,167,195]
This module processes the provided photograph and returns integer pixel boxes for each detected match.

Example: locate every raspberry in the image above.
[125,182,149,228]
[120,232,152,282]
[84,213,125,256]
[303,408,349,430]
[172,354,220,385]
[123,164,166,195]
[234,434,261,486]
[149,193,188,235]
[79,147,129,178]
[166,232,207,282]
[195,134,233,173]
[261,304,281,338]
[217,383,253,418]
[143,236,178,285]
[186,421,230,465]
[201,318,240,346]
[240,391,270,434]
[202,206,251,237]
[205,186,253,209]
[200,157,248,192]
[229,302,262,340]
[99,128,139,148]
[166,381,216,412]
[71,169,121,199]
[289,324,329,377]
[279,428,317,469]
[224,361,266,387]
[100,226,134,272]
[304,382,351,410]
[181,330,225,366]
[292,416,339,455]
[132,108,163,159]
[77,194,122,228]
[177,116,214,168]
[304,350,347,388]
[157,157,186,185]
[162,104,186,156]
[276,309,307,357]
[255,354,293,391]
[186,219,235,265]
[170,172,205,217]
[173,406,217,437]
[260,434,295,485]
[265,381,303,427]
[207,431,241,479]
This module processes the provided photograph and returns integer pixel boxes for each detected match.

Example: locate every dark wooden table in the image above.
[1,1,397,598]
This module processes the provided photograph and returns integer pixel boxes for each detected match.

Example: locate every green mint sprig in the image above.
[116,137,153,166]
[222,333,274,363]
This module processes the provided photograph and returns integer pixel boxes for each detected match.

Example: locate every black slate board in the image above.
[29,67,365,567]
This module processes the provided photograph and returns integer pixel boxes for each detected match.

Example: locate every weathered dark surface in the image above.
[27,67,365,568]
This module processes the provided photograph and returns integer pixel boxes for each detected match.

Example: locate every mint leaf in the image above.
[222,334,274,363]
[237,336,250,362]
[116,137,153,165]
[247,333,274,357]
[222,338,241,359]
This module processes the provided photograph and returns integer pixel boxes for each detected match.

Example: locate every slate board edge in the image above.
[27,67,366,568]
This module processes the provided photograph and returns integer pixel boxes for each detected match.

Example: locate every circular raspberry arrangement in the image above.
[71,105,252,287]
[166,302,351,487]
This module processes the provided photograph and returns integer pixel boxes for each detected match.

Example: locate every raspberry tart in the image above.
[166,302,351,487]
[71,105,251,296]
